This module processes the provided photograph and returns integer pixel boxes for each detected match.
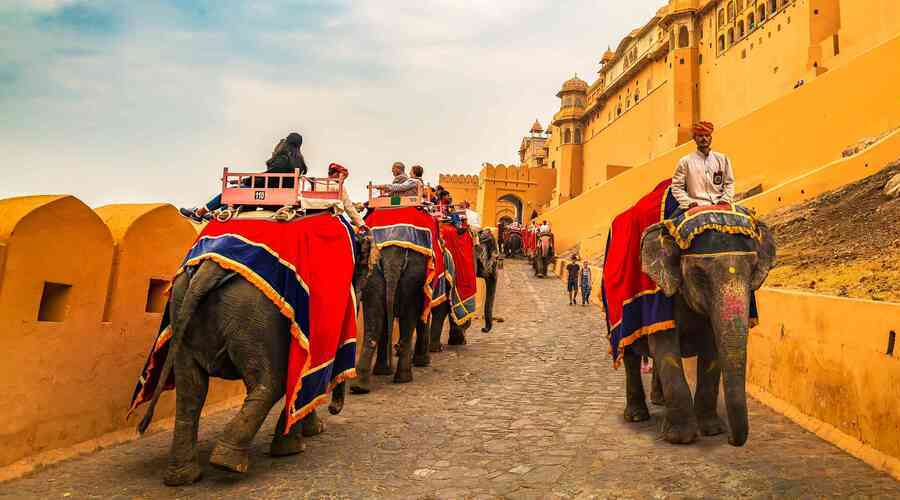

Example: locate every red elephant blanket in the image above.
[129,213,358,433]
[440,223,478,324]
[364,207,445,320]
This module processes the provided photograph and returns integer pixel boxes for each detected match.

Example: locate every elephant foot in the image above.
[301,411,326,438]
[623,401,650,422]
[447,333,466,345]
[413,354,430,367]
[697,415,727,437]
[650,390,665,406]
[661,416,698,445]
[372,364,393,376]
[329,394,345,415]
[481,325,492,333]
[209,441,250,474]
[270,433,305,457]
[163,460,202,487]
[393,370,413,384]
[349,381,370,395]
[429,343,443,353]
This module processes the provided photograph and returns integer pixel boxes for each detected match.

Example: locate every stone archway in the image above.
[497,194,524,224]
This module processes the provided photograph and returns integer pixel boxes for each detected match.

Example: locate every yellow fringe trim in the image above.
[663,219,761,250]
[610,320,676,369]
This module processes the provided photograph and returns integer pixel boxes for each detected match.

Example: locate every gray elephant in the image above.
[350,245,430,393]
[135,233,370,486]
[428,227,501,352]
[624,222,776,446]
[532,232,554,277]
[504,230,523,257]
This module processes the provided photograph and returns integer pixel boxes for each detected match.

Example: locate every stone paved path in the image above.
[2,260,899,499]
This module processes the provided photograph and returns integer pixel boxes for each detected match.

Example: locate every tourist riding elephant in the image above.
[350,245,431,393]
[625,222,776,446]
[135,236,371,486]
[532,233,554,277]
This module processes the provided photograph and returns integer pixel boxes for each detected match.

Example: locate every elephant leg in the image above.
[623,348,650,422]
[373,318,393,375]
[413,319,431,367]
[393,306,418,384]
[270,411,304,457]
[329,381,346,415]
[429,303,449,353]
[694,342,726,437]
[649,330,698,444]
[301,409,326,437]
[650,365,665,406]
[351,293,382,394]
[211,379,281,473]
[448,320,467,345]
[164,354,209,486]
[481,273,496,333]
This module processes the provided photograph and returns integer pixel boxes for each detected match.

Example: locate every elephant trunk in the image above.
[710,284,751,447]
[382,250,405,352]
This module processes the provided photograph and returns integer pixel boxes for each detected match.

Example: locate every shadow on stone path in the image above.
[1,260,898,499]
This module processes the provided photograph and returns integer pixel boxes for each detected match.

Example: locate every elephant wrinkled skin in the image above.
[626,222,776,446]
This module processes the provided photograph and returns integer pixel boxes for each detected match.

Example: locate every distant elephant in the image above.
[532,233,554,277]
[350,246,430,393]
[428,227,501,352]
[625,222,776,446]
[136,234,371,486]
[504,231,523,257]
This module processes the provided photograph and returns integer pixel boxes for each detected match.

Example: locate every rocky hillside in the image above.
[763,160,900,302]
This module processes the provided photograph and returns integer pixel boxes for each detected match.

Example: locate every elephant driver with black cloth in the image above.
[671,121,735,213]
[324,163,368,233]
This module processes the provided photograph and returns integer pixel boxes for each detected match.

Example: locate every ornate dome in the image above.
[600,46,615,65]
[560,74,588,93]
[530,119,544,134]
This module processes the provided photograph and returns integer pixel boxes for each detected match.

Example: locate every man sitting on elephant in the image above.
[671,121,735,211]
[374,162,424,197]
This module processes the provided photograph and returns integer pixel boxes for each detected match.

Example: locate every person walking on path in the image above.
[580,257,592,305]
[566,256,581,305]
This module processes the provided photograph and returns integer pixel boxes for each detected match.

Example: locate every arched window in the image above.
[727,1,735,21]
[748,13,756,30]
[758,4,766,21]
[669,30,676,51]
[717,9,725,28]
[769,0,778,13]
[738,20,745,37]
[563,128,571,144]
[634,90,640,102]
[718,35,726,52]
[574,128,582,144]
[737,0,744,11]
[678,25,690,48]
[728,28,735,45]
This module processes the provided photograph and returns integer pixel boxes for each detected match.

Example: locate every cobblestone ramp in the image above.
[2,260,898,499]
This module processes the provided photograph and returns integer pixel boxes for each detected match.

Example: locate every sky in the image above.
[1,0,661,207]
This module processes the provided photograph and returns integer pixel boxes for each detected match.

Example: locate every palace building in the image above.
[443,0,900,230]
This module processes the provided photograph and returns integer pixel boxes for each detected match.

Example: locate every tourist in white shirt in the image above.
[539,220,551,234]
[326,163,367,231]
[671,121,735,210]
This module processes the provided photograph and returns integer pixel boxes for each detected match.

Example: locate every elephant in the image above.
[350,245,430,394]
[624,221,776,446]
[135,234,371,486]
[428,227,501,352]
[504,231,523,258]
[532,233,554,277]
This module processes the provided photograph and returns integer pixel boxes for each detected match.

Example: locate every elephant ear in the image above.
[641,223,681,297]
[750,221,777,291]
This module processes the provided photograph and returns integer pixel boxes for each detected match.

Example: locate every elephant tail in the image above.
[137,260,229,435]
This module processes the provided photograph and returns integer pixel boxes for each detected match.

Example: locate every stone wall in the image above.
[0,197,244,473]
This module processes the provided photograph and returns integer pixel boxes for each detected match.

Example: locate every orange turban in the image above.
[693,121,714,135]
[328,163,349,177]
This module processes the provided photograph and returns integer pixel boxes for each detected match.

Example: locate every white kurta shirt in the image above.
[671,150,735,209]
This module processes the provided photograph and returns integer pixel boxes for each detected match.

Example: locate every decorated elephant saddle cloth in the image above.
[129,212,359,433]
[601,180,759,368]
[438,223,478,325]
[662,204,761,254]
[364,207,445,321]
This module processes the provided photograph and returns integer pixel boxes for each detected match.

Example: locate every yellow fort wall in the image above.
[0,197,244,477]
[542,32,900,254]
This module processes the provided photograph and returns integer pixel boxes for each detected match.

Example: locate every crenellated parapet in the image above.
[0,195,244,474]
[438,173,479,186]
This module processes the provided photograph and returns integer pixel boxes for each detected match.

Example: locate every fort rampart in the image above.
[0,197,244,477]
